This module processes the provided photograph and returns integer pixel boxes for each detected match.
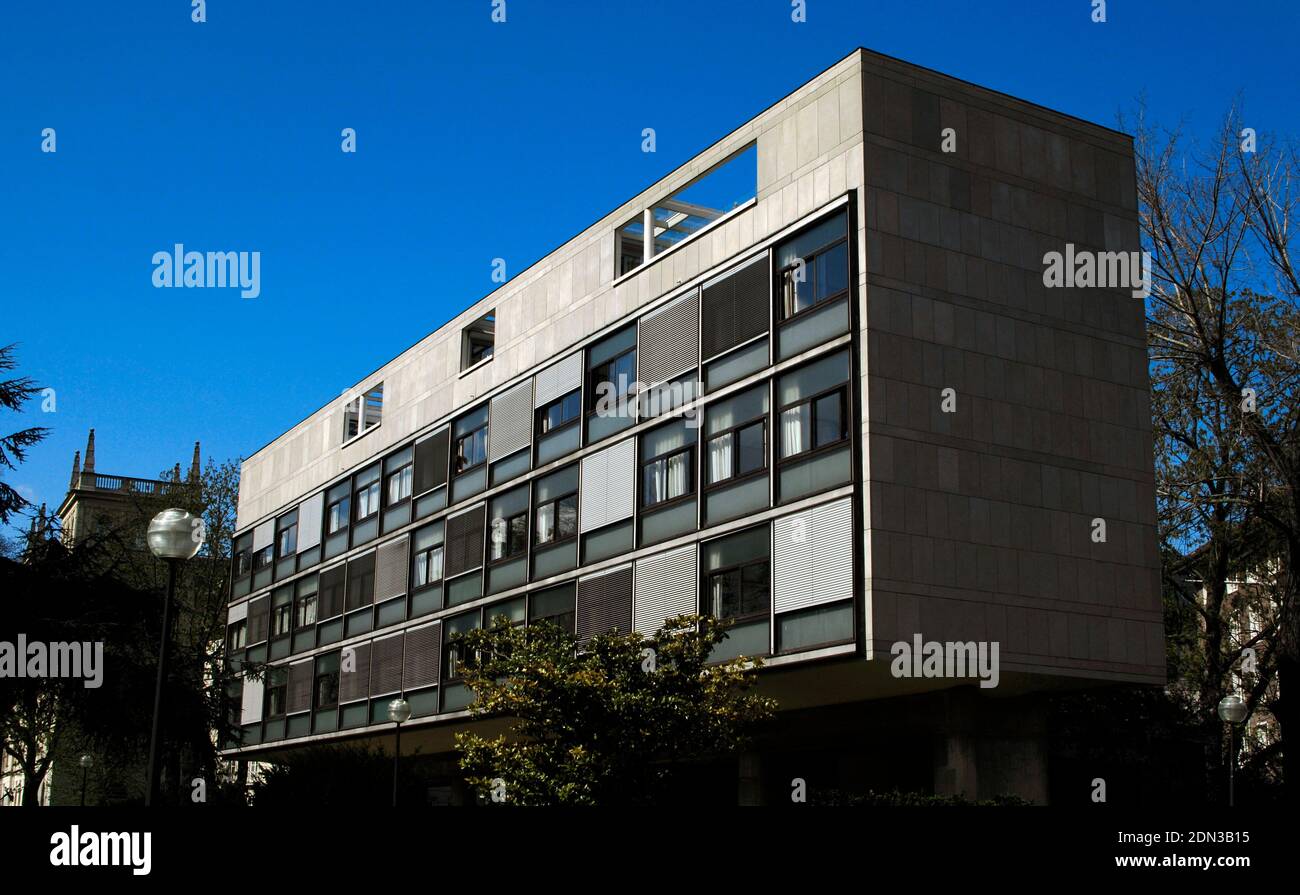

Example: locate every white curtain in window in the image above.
[536,505,555,545]
[667,453,688,499]
[708,436,732,484]
[781,408,805,456]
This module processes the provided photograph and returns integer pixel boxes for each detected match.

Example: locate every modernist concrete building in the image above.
[221,49,1162,804]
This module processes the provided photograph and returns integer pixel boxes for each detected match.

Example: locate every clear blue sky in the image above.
[1,0,1295,537]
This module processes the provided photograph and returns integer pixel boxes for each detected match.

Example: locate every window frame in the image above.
[326,494,351,535]
[704,415,768,492]
[295,591,318,630]
[586,347,637,419]
[536,389,582,438]
[639,438,695,513]
[488,509,529,566]
[412,543,445,591]
[314,655,340,711]
[353,478,381,523]
[386,460,414,507]
[702,556,772,626]
[533,491,579,549]
[227,620,247,652]
[777,384,850,466]
[265,667,289,720]
[777,227,850,322]
[454,422,489,476]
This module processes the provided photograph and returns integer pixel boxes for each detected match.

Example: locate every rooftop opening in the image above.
[461,311,496,371]
[617,143,757,277]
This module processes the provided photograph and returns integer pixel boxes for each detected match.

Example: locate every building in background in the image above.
[220,49,1162,804]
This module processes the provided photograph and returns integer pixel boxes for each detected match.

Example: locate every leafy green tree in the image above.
[0,343,48,525]
[453,614,777,806]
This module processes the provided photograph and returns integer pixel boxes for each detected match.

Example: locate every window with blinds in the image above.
[369,634,404,696]
[489,380,534,462]
[444,504,486,577]
[286,660,314,715]
[414,428,450,495]
[375,536,409,602]
[634,545,698,635]
[403,622,441,690]
[318,564,346,619]
[576,565,633,642]
[339,642,372,703]
[246,596,270,644]
[773,497,854,613]
[639,292,700,386]
[701,255,770,361]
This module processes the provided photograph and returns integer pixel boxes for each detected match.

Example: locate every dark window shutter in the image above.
[403,622,441,690]
[375,537,409,602]
[287,661,313,714]
[370,634,404,696]
[444,504,485,578]
[346,552,376,611]
[638,293,699,385]
[246,596,270,644]
[415,429,450,494]
[319,565,346,619]
[576,566,633,642]
[339,642,372,703]
[701,255,769,360]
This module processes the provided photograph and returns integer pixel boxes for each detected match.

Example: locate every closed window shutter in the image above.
[444,504,485,577]
[339,641,372,702]
[701,255,769,360]
[370,634,404,696]
[579,438,635,532]
[773,497,854,613]
[533,352,583,408]
[319,564,346,618]
[297,492,324,550]
[375,536,409,602]
[240,672,263,725]
[489,380,534,461]
[634,545,698,635]
[286,660,313,714]
[252,520,274,552]
[415,428,450,494]
[227,601,248,626]
[576,565,633,642]
[638,292,699,385]
[246,596,270,644]
[346,552,376,611]
[403,622,441,690]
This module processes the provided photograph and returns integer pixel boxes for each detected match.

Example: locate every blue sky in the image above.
[1,0,1296,537]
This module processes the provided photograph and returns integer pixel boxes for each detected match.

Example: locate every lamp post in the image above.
[78,754,93,807]
[145,508,202,807]
[1217,695,1248,807]
[388,697,411,808]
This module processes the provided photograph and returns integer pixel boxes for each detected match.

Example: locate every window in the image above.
[777,214,849,319]
[227,620,247,652]
[705,385,769,488]
[490,513,528,562]
[537,389,581,436]
[296,591,317,629]
[589,349,636,414]
[345,553,376,612]
[327,494,350,534]
[386,463,413,505]
[489,487,529,563]
[314,653,340,710]
[461,311,496,370]
[779,389,847,459]
[252,545,273,570]
[529,584,576,633]
[535,494,578,546]
[271,589,293,638]
[265,667,288,719]
[233,534,252,578]
[454,406,489,475]
[414,544,444,588]
[706,562,770,621]
[640,420,694,509]
[276,512,297,559]
[444,610,480,680]
[342,384,384,443]
[355,479,381,521]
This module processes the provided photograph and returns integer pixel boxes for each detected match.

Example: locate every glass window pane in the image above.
[815,392,843,447]
[535,503,555,545]
[557,495,578,539]
[777,350,850,406]
[738,422,765,474]
[815,241,848,302]
[707,434,733,484]
[780,406,810,458]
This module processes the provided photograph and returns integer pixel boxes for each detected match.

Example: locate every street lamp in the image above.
[1217,695,1249,807]
[78,754,93,807]
[388,697,412,808]
[145,508,202,807]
